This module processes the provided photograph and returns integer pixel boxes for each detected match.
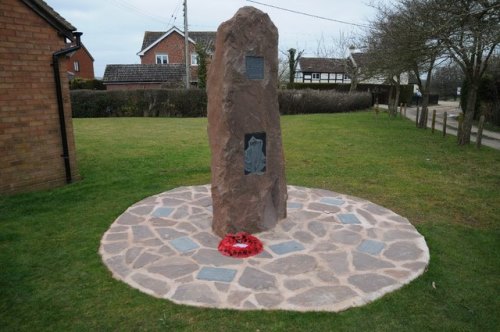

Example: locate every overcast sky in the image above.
[44,0,385,78]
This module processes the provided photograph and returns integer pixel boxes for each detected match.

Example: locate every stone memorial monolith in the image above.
[207,6,287,238]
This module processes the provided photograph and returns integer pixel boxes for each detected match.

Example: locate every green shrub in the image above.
[71,89,207,118]
[279,90,372,115]
[69,78,106,90]
[71,88,371,118]
[290,83,414,105]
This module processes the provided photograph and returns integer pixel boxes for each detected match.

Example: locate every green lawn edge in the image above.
[1,112,499,331]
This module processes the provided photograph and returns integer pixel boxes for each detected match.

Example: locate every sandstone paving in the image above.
[100,185,429,312]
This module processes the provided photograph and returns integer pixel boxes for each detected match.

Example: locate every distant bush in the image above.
[291,82,415,106]
[69,78,106,90]
[71,88,371,118]
[278,90,372,115]
[71,89,207,118]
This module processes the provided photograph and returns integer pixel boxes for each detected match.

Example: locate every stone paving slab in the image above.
[99,185,429,312]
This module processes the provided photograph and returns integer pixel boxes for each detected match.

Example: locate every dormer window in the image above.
[156,54,168,64]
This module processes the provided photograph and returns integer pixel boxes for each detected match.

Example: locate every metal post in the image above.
[184,0,190,89]
[457,113,464,143]
[443,112,447,137]
[476,115,485,148]
[431,109,436,133]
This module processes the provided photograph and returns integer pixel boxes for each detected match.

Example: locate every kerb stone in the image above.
[207,6,287,237]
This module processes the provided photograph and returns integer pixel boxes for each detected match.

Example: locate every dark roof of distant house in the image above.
[102,64,185,83]
[298,58,346,73]
[22,0,76,39]
[350,52,370,68]
[140,29,216,52]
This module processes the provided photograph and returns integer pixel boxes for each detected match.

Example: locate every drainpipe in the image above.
[52,32,82,184]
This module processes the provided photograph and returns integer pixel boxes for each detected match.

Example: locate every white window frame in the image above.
[73,60,80,72]
[156,54,169,64]
[312,73,320,80]
[191,53,198,66]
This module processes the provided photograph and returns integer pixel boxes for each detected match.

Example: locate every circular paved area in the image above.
[100,185,429,312]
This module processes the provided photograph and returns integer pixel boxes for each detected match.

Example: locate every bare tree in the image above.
[428,0,500,144]
[366,0,444,120]
[314,30,359,58]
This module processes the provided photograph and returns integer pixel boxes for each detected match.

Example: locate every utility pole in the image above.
[184,0,190,89]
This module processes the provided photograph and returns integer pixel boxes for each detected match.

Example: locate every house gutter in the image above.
[52,32,82,184]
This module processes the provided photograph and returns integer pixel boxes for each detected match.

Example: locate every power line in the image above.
[167,0,183,28]
[109,0,168,24]
[246,0,370,29]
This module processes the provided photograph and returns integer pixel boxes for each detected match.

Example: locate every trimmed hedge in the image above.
[71,89,372,118]
[71,89,207,118]
[290,82,415,105]
[279,90,372,115]
[69,78,106,90]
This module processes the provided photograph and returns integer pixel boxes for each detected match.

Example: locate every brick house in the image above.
[0,0,81,194]
[103,27,215,89]
[67,43,95,80]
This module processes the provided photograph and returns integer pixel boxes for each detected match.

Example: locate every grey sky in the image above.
[44,0,383,77]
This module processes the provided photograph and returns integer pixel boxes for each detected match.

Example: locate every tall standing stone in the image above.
[207,6,287,238]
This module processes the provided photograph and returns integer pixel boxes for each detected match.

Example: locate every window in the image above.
[156,54,168,64]
[312,73,320,80]
[73,60,80,72]
[191,53,198,66]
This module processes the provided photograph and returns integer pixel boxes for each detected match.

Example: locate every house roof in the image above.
[21,0,76,40]
[350,52,370,68]
[298,58,346,73]
[102,64,185,84]
[68,43,94,61]
[139,27,216,55]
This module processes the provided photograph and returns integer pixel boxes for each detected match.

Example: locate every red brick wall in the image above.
[67,47,94,79]
[140,31,214,83]
[141,31,196,65]
[0,0,80,194]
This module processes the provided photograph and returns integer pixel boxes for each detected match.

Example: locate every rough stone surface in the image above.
[348,273,397,293]
[172,283,218,304]
[131,273,169,296]
[288,286,357,307]
[263,254,317,275]
[352,252,395,271]
[100,184,430,312]
[384,241,423,261]
[207,6,287,237]
[239,267,277,291]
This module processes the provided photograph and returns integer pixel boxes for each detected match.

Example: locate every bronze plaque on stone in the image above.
[245,56,264,80]
[244,132,266,175]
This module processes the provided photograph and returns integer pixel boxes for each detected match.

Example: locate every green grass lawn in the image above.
[1,112,499,331]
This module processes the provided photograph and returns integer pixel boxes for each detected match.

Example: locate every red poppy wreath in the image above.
[218,232,263,258]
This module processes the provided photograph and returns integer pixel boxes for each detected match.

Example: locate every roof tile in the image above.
[299,57,347,73]
[103,64,185,83]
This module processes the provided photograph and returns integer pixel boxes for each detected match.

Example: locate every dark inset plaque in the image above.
[245,56,264,80]
[244,132,266,175]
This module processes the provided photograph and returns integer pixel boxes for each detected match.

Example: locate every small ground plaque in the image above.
[246,56,264,80]
[244,132,266,175]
